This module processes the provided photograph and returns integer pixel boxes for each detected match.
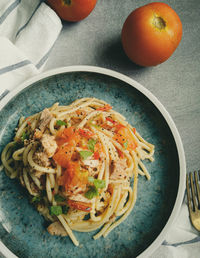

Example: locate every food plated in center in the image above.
[1,97,155,246]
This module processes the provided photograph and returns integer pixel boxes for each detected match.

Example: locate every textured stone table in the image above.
[45,0,200,173]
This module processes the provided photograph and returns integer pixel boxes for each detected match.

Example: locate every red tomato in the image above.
[53,143,75,168]
[58,161,88,191]
[53,127,80,167]
[96,104,112,111]
[68,200,91,212]
[93,151,100,160]
[114,127,137,151]
[47,0,97,22]
[121,2,182,66]
[106,117,117,125]
[78,128,94,139]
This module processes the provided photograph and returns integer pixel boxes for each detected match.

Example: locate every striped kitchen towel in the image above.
[0,0,62,100]
[150,194,200,258]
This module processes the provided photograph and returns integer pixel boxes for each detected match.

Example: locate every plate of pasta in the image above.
[0,66,185,258]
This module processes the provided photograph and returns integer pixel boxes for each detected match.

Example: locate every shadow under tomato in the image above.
[97,36,151,74]
[61,20,81,27]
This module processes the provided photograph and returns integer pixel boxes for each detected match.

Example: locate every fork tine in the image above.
[194,171,200,206]
[186,174,193,212]
[190,172,198,210]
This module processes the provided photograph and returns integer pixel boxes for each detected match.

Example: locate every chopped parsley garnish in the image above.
[94,179,106,189]
[123,140,128,149]
[88,177,105,189]
[79,150,93,160]
[21,131,29,141]
[31,195,41,203]
[54,194,65,202]
[50,205,63,216]
[88,138,96,152]
[56,120,67,126]
[85,186,98,199]
[85,177,105,200]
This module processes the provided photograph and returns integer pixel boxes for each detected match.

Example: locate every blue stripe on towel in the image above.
[162,236,200,247]
[0,90,10,101]
[15,1,42,38]
[0,0,21,25]
[36,43,55,69]
[0,60,31,75]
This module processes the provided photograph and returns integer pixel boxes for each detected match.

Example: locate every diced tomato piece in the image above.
[53,143,75,168]
[116,148,124,158]
[94,142,103,156]
[68,200,91,212]
[53,126,81,167]
[78,128,94,139]
[115,123,125,132]
[93,151,100,160]
[96,104,112,111]
[58,161,88,193]
[56,126,80,147]
[114,126,138,151]
[25,117,31,126]
[106,117,117,124]
[132,127,136,134]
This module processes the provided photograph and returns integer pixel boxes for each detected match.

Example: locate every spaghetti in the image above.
[1,98,154,246]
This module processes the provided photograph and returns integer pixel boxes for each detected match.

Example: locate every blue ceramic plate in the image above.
[0,66,185,258]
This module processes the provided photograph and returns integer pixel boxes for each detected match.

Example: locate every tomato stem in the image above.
[63,0,71,5]
[153,16,166,30]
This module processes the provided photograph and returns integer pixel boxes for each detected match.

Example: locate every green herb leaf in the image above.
[94,179,106,189]
[85,186,98,199]
[50,205,63,216]
[62,205,69,214]
[123,140,128,149]
[79,150,93,160]
[56,120,67,126]
[88,176,94,183]
[54,194,65,202]
[88,138,96,152]
[21,131,29,141]
[31,195,41,203]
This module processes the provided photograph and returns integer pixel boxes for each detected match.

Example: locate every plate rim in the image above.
[0,65,186,258]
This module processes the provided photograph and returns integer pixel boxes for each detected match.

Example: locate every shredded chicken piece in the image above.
[63,185,87,196]
[41,134,57,158]
[38,108,52,132]
[33,151,51,167]
[110,159,127,180]
[69,194,93,204]
[47,221,68,236]
[83,159,99,168]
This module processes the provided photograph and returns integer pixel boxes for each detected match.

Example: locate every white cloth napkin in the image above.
[0,1,199,258]
[150,194,200,258]
[0,0,62,100]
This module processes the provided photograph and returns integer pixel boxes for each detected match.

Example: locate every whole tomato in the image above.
[47,0,97,22]
[121,2,182,66]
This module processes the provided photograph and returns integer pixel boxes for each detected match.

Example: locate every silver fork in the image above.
[186,171,200,231]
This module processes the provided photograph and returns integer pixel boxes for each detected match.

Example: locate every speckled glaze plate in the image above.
[0,66,186,258]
